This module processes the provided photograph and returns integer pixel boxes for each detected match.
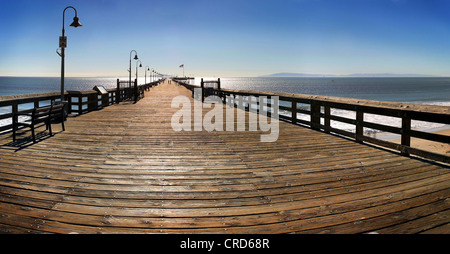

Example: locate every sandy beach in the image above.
[390,128,450,156]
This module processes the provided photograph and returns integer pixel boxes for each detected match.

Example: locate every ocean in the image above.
[1,76,450,135]
[206,77,450,103]
[0,77,120,97]
[196,77,450,136]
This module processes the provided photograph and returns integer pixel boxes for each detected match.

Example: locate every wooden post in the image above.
[217,78,221,98]
[12,102,18,126]
[78,95,82,115]
[356,109,364,143]
[401,113,411,156]
[88,93,97,112]
[324,105,331,133]
[11,102,18,139]
[68,94,72,114]
[310,101,320,130]
[101,94,108,108]
[116,79,121,104]
[291,100,297,124]
[201,78,204,102]
[109,91,113,105]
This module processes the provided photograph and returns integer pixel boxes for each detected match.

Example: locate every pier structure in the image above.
[0,79,449,233]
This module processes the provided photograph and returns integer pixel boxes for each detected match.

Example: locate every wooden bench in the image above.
[13,103,66,143]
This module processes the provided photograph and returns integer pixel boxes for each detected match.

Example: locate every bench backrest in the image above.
[32,104,65,119]
[33,106,52,120]
[49,103,65,121]
[51,103,64,113]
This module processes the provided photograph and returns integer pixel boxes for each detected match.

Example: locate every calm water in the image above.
[2,76,449,103]
[195,77,450,104]
[1,76,450,133]
[199,77,450,133]
[0,77,119,97]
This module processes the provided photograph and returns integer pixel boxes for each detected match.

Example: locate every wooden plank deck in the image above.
[0,79,449,234]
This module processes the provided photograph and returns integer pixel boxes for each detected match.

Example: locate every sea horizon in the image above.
[2,76,450,102]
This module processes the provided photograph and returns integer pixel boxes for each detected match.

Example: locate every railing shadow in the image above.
[0,130,60,151]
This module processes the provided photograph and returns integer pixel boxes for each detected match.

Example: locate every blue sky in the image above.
[0,0,449,77]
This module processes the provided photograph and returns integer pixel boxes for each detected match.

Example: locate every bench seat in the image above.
[13,103,66,143]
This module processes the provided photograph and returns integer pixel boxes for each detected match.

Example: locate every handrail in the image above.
[174,79,450,164]
[0,92,64,133]
[0,80,163,133]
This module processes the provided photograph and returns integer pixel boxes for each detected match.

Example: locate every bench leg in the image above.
[31,124,36,143]
[61,115,65,131]
[48,120,53,136]
[13,122,16,142]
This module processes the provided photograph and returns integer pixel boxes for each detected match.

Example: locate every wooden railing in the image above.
[67,79,161,115]
[0,92,63,133]
[67,89,116,115]
[175,79,450,164]
[0,79,162,133]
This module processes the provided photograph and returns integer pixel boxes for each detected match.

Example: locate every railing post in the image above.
[291,100,297,124]
[201,78,204,102]
[116,79,120,104]
[324,105,331,133]
[401,113,411,156]
[217,78,221,98]
[101,93,108,108]
[12,102,18,128]
[109,91,113,105]
[356,110,364,143]
[68,93,72,114]
[87,93,97,112]
[78,95,82,115]
[310,101,320,130]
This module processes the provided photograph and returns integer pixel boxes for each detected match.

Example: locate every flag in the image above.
[179,64,184,68]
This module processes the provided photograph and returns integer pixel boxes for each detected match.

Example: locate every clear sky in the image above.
[0,0,449,77]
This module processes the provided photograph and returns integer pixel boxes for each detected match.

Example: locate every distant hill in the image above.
[259,72,324,77]
[260,72,441,78]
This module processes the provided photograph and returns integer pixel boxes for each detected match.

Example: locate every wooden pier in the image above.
[0,79,449,234]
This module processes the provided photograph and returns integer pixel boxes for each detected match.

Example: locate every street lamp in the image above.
[58,6,82,102]
[136,60,142,86]
[145,66,150,84]
[129,50,138,91]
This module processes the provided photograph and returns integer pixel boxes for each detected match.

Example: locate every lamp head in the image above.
[139,63,142,67]
[134,55,139,60]
[70,16,82,28]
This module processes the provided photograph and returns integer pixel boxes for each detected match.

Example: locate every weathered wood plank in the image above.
[0,79,449,234]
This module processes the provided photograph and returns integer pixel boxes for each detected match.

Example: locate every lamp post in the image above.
[145,66,150,84]
[136,60,142,86]
[58,6,82,102]
[129,50,138,91]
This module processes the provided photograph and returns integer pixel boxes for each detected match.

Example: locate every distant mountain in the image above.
[344,73,441,77]
[259,73,326,77]
[260,72,441,78]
